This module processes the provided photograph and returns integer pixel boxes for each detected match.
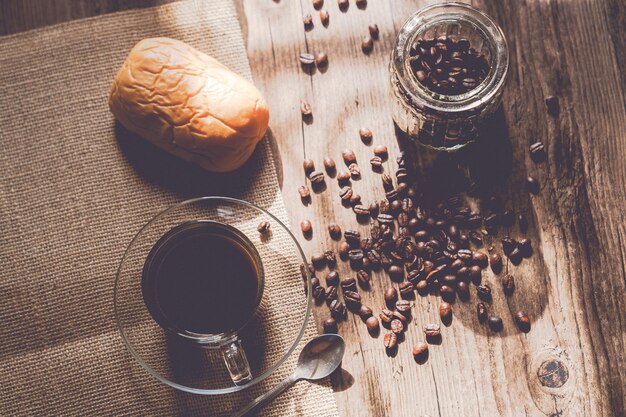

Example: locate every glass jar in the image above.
[389,2,509,151]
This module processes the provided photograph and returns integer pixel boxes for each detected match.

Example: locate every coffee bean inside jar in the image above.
[389,3,509,150]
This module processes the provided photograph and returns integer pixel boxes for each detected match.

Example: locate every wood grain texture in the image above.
[2,1,625,416]
[238,1,626,416]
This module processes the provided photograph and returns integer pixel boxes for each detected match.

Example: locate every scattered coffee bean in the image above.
[469,231,483,246]
[355,0,366,7]
[329,299,347,320]
[384,286,398,304]
[341,149,356,165]
[370,156,383,170]
[373,145,388,158]
[423,323,441,338]
[395,299,412,313]
[477,303,488,323]
[415,280,428,293]
[312,284,325,303]
[383,332,398,349]
[344,229,361,246]
[324,250,336,266]
[323,157,336,173]
[377,213,394,225]
[545,95,559,117]
[379,308,393,324]
[368,201,379,217]
[326,271,339,286]
[319,9,329,25]
[323,317,337,333]
[357,270,370,287]
[476,284,492,302]
[309,170,324,185]
[348,249,364,267]
[529,141,546,162]
[456,281,470,301]
[368,24,379,40]
[339,186,353,202]
[490,253,503,273]
[518,238,532,257]
[439,302,452,322]
[392,310,408,323]
[488,316,503,332]
[515,311,530,332]
[502,274,515,295]
[365,316,380,333]
[359,127,373,143]
[299,53,315,66]
[298,185,311,200]
[501,236,517,255]
[257,221,270,234]
[353,204,370,217]
[338,0,348,10]
[301,220,312,236]
[340,277,357,292]
[325,285,338,302]
[303,158,315,173]
[472,251,488,268]
[344,290,362,308]
[526,176,540,194]
[312,0,323,9]
[336,170,351,183]
[391,319,404,334]
[348,163,360,177]
[349,193,361,206]
[440,285,456,302]
[303,13,313,28]
[361,35,373,53]
[338,242,350,260]
[311,252,326,269]
[399,282,414,297]
[359,305,373,318]
[315,52,328,67]
[389,265,403,280]
[509,247,523,265]
[412,341,428,359]
[328,223,341,240]
[469,265,482,285]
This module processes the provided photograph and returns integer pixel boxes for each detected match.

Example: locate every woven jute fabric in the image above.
[0,1,338,416]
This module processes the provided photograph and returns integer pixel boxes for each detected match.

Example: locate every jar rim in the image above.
[391,2,509,116]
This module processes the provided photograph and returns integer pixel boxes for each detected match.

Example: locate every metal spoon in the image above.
[231,334,345,417]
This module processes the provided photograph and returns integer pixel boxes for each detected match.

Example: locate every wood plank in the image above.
[238,0,626,416]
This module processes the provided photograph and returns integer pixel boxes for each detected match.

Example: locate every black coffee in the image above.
[142,221,262,335]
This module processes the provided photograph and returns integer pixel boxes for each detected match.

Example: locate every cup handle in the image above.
[221,338,253,385]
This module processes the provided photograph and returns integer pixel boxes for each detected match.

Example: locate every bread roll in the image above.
[109,38,269,172]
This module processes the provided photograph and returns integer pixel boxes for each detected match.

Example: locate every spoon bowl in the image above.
[294,334,345,380]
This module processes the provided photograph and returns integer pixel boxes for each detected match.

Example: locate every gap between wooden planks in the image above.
[238,0,626,416]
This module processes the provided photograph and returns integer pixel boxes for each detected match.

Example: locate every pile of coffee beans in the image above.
[299,140,535,360]
[409,36,490,96]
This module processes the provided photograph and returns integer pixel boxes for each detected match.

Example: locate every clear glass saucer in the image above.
[114,196,312,395]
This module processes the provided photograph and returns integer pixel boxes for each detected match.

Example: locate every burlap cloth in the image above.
[0,1,339,415]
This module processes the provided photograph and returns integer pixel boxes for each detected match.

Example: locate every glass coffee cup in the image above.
[141,220,265,385]
[114,197,312,394]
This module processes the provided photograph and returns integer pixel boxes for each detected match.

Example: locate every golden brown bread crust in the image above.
[108,38,269,172]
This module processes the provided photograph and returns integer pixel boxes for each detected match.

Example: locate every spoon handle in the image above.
[231,375,297,417]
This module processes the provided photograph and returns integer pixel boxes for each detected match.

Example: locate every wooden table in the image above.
[2,1,624,416]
